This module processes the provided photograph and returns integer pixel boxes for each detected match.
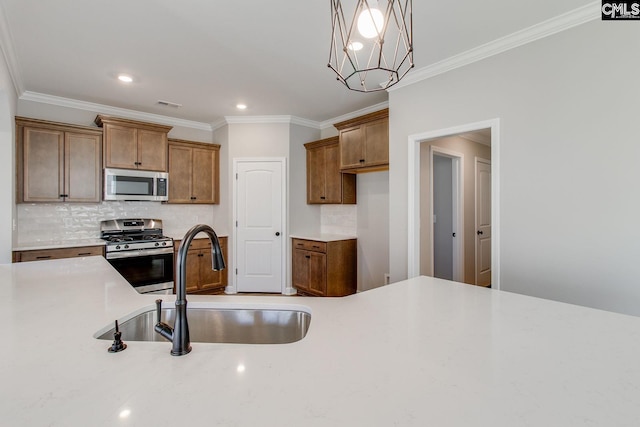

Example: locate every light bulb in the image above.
[357,7,384,39]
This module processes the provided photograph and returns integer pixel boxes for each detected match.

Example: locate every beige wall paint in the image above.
[357,171,389,291]
[0,48,17,263]
[389,21,640,316]
[419,136,491,283]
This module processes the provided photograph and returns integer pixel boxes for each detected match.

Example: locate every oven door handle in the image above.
[106,247,174,259]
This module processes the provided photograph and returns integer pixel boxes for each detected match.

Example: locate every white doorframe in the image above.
[430,146,464,282]
[407,119,501,290]
[229,157,288,294]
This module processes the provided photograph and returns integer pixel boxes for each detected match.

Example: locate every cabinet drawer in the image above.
[175,237,227,252]
[292,239,326,253]
[14,245,104,262]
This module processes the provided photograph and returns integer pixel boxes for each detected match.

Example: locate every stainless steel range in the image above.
[101,219,174,294]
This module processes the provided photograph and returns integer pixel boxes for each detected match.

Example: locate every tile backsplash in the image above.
[17,202,217,244]
[320,205,357,236]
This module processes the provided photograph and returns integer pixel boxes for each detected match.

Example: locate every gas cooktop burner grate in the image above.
[100,218,173,250]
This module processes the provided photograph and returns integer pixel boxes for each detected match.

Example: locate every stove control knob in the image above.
[155,242,160,247]
[115,245,121,250]
[124,244,129,249]
[162,242,167,246]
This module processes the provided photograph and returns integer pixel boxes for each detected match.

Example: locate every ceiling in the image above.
[0,0,594,126]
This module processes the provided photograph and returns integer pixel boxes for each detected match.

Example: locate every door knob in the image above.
[275,232,280,236]
[477,230,483,235]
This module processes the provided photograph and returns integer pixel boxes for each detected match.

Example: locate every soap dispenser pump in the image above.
[107,320,127,353]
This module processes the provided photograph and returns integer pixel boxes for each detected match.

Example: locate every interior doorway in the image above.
[407,119,500,289]
[232,158,286,294]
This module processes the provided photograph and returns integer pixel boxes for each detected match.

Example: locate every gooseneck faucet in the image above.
[155,224,226,356]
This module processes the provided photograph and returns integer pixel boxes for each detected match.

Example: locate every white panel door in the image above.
[236,160,283,293]
[475,158,491,287]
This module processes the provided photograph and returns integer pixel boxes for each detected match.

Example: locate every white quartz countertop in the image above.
[13,238,106,251]
[2,257,640,426]
[289,233,357,242]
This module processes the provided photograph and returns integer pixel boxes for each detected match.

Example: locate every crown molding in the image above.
[0,3,24,96]
[389,2,601,92]
[320,101,390,130]
[20,91,213,131]
[223,115,322,129]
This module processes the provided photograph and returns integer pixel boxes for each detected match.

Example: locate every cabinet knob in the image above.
[305,255,311,259]
[275,232,280,236]
[359,159,365,163]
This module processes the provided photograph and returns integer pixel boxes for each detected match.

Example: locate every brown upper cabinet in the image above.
[304,137,356,204]
[167,139,220,204]
[16,117,102,203]
[95,115,172,172]
[334,108,389,173]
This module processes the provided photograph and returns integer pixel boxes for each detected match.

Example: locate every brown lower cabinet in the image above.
[174,237,228,294]
[292,238,356,296]
[13,245,104,262]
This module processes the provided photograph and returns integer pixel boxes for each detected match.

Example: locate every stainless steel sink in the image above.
[96,305,311,344]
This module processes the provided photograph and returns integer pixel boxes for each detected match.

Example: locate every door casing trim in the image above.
[407,119,501,290]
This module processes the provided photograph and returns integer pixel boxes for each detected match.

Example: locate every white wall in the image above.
[225,121,321,291]
[0,48,17,263]
[389,21,640,316]
[357,172,389,291]
[289,123,321,237]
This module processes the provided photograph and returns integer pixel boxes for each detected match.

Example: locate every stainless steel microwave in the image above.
[104,168,169,201]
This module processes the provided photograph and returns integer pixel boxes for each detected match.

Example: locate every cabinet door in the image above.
[307,251,327,295]
[339,127,364,169]
[137,129,167,171]
[168,144,193,203]
[200,250,224,291]
[104,124,137,169]
[65,132,102,202]
[363,119,389,166]
[292,249,310,292]
[183,248,201,293]
[292,249,327,296]
[306,146,326,203]
[192,147,218,203]
[323,144,344,203]
[22,127,64,202]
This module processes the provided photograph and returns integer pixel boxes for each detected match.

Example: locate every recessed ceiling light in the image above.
[117,74,133,83]
[236,104,247,110]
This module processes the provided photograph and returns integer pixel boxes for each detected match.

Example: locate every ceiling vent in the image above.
[157,100,182,108]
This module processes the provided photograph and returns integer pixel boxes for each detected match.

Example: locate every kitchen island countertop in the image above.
[1,256,640,426]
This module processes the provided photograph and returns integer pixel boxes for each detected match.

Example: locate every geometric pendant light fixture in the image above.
[329,0,414,92]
